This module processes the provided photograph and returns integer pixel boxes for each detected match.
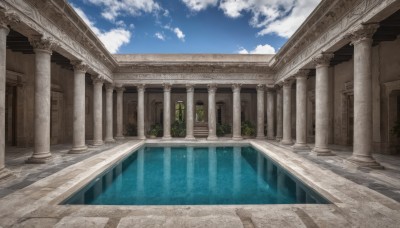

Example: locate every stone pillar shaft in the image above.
[137,85,145,140]
[186,85,195,140]
[348,24,381,168]
[69,62,88,153]
[115,86,125,140]
[281,81,292,145]
[163,84,172,139]
[232,84,242,140]
[276,86,283,141]
[312,54,334,156]
[92,76,103,146]
[266,88,275,140]
[27,37,56,162]
[256,85,265,139]
[207,84,218,140]
[293,72,309,150]
[0,25,9,170]
[105,84,115,142]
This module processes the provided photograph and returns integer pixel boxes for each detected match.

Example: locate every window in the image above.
[195,101,205,122]
[175,101,185,121]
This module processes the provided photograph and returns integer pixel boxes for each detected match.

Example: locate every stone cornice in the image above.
[274,0,397,84]
[1,0,114,82]
[116,62,273,74]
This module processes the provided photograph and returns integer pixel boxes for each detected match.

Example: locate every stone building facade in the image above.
[1,0,400,178]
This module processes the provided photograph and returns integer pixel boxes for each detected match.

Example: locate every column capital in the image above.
[186,84,194,92]
[294,69,310,79]
[29,35,59,53]
[207,83,217,93]
[105,83,114,91]
[115,86,125,93]
[91,75,104,85]
[266,85,275,93]
[346,23,379,45]
[312,53,334,68]
[232,83,241,92]
[282,78,293,87]
[136,84,145,92]
[0,10,20,29]
[163,83,172,92]
[71,60,89,73]
[256,84,265,92]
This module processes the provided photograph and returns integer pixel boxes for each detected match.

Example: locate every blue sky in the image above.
[69,0,320,54]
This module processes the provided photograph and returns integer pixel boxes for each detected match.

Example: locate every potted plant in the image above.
[217,123,232,137]
[241,121,256,138]
[171,120,186,137]
[391,120,400,138]
[148,123,162,138]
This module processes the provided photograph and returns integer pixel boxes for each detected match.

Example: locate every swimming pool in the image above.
[63,146,329,205]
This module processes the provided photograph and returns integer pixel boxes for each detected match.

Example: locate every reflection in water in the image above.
[64,146,329,205]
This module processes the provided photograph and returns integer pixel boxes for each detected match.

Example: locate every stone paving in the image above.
[0,139,399,227]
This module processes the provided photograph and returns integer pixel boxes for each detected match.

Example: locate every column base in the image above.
[138,136,146,140]
[232,136,243,141]
[207,136,218,141]
[267,136,276,140]
[69,145,88,154]
[26,153,52,164]
[311,147,335,156]
[280,139,293,145]
[0,168,14,180]
[275,136,282,142]
[92,140,104,146]
[105,138,115,143]
[115,136,125,140]
[292,143,310,151]
[347,155,383,169]
[185,136,196,141]
[162,136,172,140]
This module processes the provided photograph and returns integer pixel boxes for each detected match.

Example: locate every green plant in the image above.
[217,123,232,136]
[126,123,137,136]
[171,120,186,137]
[391,120,400,138]
[241,121,256,137]
[148,123,162,137]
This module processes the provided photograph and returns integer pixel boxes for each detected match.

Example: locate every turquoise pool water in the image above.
[64,146,329,205]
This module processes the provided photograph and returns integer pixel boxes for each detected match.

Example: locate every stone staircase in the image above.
[194,126,209,138]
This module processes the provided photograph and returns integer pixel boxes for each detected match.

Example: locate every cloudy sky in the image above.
[68,0,321,54]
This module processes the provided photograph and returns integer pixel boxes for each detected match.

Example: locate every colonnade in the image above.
[0,19,382,174]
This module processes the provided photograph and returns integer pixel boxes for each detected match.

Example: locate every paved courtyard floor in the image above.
[0,138,399,227]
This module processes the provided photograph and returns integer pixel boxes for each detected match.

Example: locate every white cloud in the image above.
[173,27,186,41]
[181,0,219,12]
[72,5,131,54]
[238,44,276,54]
[86,0,161,21]
[181,0,320,39]
[155,32,165,41]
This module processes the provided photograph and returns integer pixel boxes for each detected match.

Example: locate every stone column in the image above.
[256,84,265,139]
[293,70,310,151]
[27,36,57,162]
[347,24,382,168]
[266,87,275,140]
[163,83,172,139]
[281,79,293,145]
[69,61,89,153]
[137,84,146,140]
[0,20,12,176]
[312,54,334,156]
[105,83,115,143]
[185,84,195,140]
[115,85,125,140]
[207,84,218,140]
[232,84,242,140]
[276,85,283,141]
[92,75,104,146]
